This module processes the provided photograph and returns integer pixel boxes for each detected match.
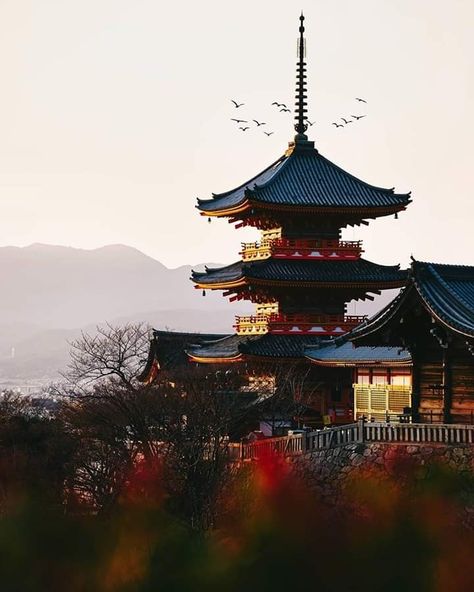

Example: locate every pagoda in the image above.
[187,14,411,367]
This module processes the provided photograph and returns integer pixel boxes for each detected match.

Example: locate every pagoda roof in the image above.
[192,258,408,289]
[197,141,411,216]
[186,333,324,362]
[305,340,412,367]
[350,261,474,341]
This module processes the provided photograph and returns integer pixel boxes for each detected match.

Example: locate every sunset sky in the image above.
[0,0,472,269]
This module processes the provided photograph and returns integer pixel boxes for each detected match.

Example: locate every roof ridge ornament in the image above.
[294,12,309,143]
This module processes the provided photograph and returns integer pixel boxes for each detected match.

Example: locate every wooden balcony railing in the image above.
[234,314,269,335]
[234,314,367,336]
[267,313,366,335]
[240,239,363,261]
[227,420,474,462]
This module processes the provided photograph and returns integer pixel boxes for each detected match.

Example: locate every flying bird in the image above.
[332,122,344,128]
[264,131,274,136]
[239,127,250,131]
[306,120,316,126]
[355,97,367,103]
[231,99,245,108]
[231,118,248,123]
[280,108,291,113]
[341,118,353,124]
[351,114,366,120]
[272,102,287,108]
[253,120,266,126]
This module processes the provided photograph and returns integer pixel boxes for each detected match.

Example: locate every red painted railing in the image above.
[234,314,367,336]
[241,239,363,261]
[267,314,367,335]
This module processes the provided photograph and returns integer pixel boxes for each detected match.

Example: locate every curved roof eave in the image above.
[196,155,287,210]
[304,339,412,366]
[191,258,408,289]
[350,261,474,341]
[196,148,411,214]
[347,286,413,342]
[412,262,474,338]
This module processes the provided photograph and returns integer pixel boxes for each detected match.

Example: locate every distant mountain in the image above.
[0,244,249,382]
[0,243,397,384]
[0,243,244,328]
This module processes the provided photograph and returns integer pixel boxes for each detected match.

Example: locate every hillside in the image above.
[0,243,396,383]
[0,244,247,382]
[0,243,241,328]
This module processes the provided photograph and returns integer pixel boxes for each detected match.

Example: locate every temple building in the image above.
[141,14,417,426]
[347,260,474,424]
[305,340,413,423]
[187,16,410,370]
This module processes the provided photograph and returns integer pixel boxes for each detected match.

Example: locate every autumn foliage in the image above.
[0,428,473,592]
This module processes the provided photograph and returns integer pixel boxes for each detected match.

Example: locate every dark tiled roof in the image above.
[186,334,256,359]
[413,262,474,337]
[192,258,408,287]
[305,340,412,366]
[197,142,410,213]
[193,261,244,284]
[240,334,323,358]
[139,330,228,377]
[350,261,474,341]
[187,333,324,360]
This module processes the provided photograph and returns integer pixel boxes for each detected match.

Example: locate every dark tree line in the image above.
[0,323,257,529]
[0,324,473,591]
[0,322,322,527]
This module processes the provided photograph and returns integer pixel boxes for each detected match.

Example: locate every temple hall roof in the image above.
[305,340,412,367]
[186,334,255,361]
[197,141,411,215]
[350,261,474,341]
[413,262,474,337]
[139,330,227,380]
[192,258,408,288]
[240,334,323,358]
[186,333,324,362]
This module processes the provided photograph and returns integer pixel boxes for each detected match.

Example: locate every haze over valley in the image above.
[0,243,397,386]
[0,243,248,385]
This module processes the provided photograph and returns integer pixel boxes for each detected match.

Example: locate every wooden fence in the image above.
[228,433,304,462]
[228,420,474,461]
[364,422,474,445]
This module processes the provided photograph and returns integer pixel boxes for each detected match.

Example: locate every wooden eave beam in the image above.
[200,200,408,220]
[187,354,243,364]
[307,359,413,368]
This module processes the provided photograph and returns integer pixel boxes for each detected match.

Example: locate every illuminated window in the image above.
[391,371,412,386]
[372,371,388,386]
[356,370,370,385]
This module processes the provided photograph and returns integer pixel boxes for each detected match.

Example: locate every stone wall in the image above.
[290,442,474,517]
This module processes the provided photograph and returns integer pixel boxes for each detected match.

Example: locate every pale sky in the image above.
[0,0,473,269]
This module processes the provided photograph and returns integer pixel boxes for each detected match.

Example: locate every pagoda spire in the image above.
[294,12,309,142]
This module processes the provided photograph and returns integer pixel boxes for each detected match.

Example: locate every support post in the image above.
[357,417,365,443]
[411,352,421,423]
[442,345,452,424]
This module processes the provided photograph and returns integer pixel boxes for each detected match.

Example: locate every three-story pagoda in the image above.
[188,14,411,365]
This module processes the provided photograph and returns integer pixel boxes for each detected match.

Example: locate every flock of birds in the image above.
[229,99,290,135]
[331,97,367,128]
[228,97,368,135]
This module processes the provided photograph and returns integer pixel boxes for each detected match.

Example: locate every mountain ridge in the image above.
[0,243,243,329]
[0,243,395,383]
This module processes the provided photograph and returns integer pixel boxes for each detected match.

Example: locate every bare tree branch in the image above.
[64,322,150,390]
